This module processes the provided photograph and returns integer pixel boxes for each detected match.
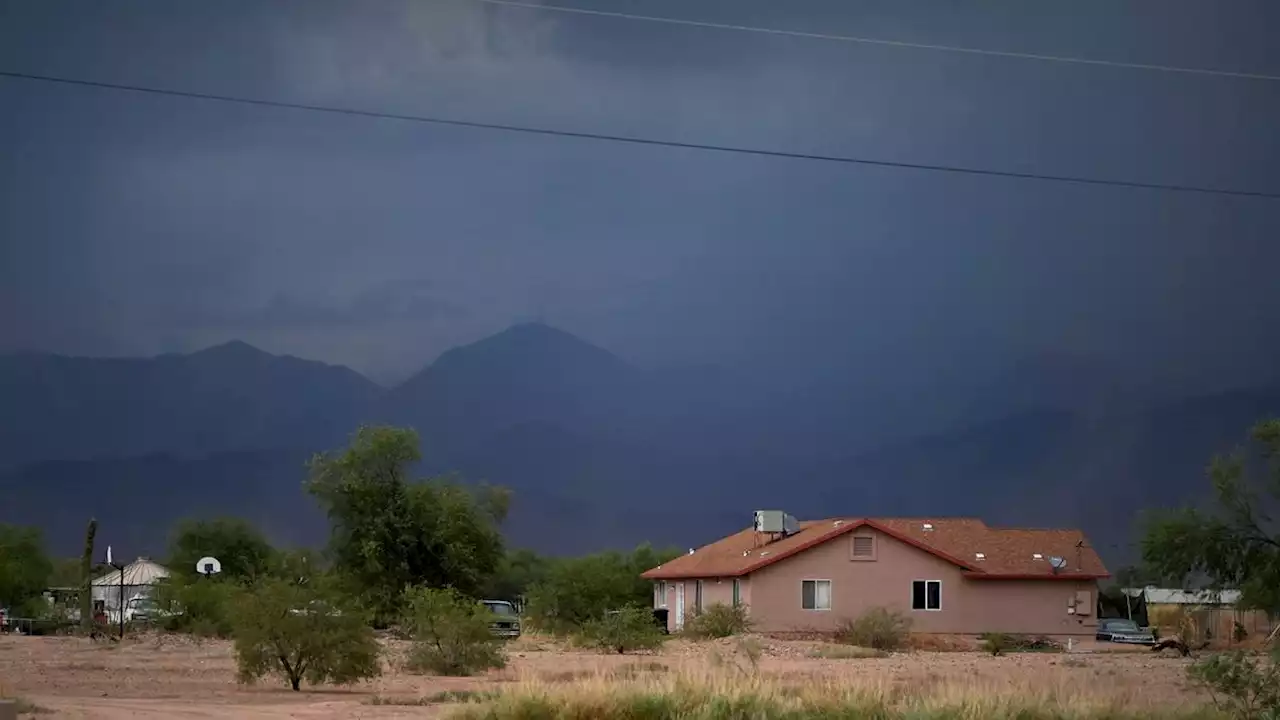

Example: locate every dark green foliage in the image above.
[484,548,552,603]
[153,574,241,637]
[834,607,911,650]
[269,548,324,583]
[579,605,666,654]
[0,524,53,616]
[1187,648,1280,720]
[523,544,681,632]
[682,602,752,639]
[231,577,381,691]
[306,426,509,623]
[1142,419,1280,616]
[167,517,274,581]
[401,586,507,676]
[980,633,1062,656]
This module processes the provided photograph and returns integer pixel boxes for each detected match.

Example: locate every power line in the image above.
[476,0,1280,83]
[2,69,1278,200]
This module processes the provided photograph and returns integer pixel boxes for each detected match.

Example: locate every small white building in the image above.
[92,557,170,613]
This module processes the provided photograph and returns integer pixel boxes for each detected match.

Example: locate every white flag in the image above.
[106,546,113,566]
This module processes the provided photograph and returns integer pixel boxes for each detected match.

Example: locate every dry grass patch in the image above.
[808,644,889,660]
[539,661,669,684]
[447,662,1221,720]
[368,689,498,706]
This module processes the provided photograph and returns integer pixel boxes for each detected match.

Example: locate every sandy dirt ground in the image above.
[0,633,1200,719]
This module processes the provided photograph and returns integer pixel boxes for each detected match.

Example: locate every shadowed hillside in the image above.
[1,325,1274,562]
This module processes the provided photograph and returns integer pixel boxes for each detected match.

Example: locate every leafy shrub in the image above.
[231,577,381,691]
[834,607,911,650]
[579,605,666,654]
[681,603,751,639]
[153,575,239,638]
[1187,649,1280,720]
[401,586,506,676]
[981,632,1010,656]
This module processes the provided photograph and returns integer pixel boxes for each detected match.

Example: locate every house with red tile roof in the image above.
[641,515,1109,638]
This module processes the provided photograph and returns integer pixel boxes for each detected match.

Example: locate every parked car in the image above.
[482,600,521,639]
[1096,617,1156,644]
[124,596,180,624]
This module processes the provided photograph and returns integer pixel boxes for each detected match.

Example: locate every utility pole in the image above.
[106,546,124,638]
[80,519,97,633]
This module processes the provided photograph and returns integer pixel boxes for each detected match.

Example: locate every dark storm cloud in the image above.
[1,0,1278,388]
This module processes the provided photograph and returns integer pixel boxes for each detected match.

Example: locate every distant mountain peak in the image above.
[192,339,270,358]
[397,323,631,385]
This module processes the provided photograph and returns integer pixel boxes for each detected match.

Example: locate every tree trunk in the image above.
[80,519,97,632]
[290,675,301,692]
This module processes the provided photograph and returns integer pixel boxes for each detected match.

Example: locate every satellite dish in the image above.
[1048,556,1067,572]
[196,556,223,576]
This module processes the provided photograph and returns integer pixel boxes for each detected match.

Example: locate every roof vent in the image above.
[760,551,770,557]
[1033,553,1044,560]
[975,552,986,560]
[922,523,934,532]
[742,550,750,557]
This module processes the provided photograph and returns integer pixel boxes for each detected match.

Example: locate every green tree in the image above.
[524,544,680,632]
[231,577,381,691]
[0,524,53,616]
[484,548,551,603]
[167,517,275,581]
[306,426,509,621]
[401,586,507,676]
[1141,419,1280,617]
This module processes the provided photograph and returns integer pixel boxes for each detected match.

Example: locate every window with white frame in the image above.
[801,579,831,610]
[732,578,741,607]
[695,580,704,613]
[911,580,941,611]
[655,581,667,608]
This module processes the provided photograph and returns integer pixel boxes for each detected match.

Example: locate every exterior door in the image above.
[675,583,685,631]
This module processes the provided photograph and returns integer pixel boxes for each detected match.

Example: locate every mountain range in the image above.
[1,322,1275,566]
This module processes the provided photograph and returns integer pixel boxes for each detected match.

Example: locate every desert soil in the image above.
[0,633,1198,719]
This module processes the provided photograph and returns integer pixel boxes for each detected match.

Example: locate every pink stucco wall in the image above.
[655,528,1098,637]
[654,576,749,632]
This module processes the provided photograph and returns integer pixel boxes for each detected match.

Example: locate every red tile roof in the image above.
[641,517,1109,580]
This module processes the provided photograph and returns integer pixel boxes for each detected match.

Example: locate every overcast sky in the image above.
[2,0,1278,387]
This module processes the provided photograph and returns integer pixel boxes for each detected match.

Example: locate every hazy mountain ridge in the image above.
[1,323,1275,562]
[0,341,380,471]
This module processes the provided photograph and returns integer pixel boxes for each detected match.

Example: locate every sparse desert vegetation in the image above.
[0,631,1235,719]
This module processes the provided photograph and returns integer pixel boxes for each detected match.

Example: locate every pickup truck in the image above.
[482,600,521,639]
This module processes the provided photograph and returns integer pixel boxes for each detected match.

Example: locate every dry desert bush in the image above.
[448,661,1222,720]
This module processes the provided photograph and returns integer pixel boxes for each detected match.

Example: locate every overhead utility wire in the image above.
[2,70,1278,200]
[476,0,1280,83]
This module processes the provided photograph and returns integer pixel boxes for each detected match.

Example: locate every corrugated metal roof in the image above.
[1121,587,1242,605]
[92,558,170,586]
